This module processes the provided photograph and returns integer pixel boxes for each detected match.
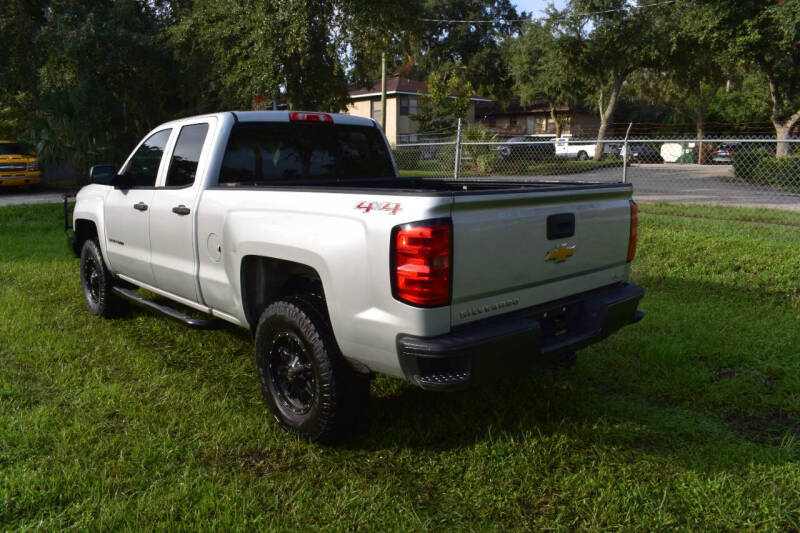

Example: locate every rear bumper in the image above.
[397,282,644,390]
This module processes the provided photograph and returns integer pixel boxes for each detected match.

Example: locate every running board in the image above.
[112,287,224,329]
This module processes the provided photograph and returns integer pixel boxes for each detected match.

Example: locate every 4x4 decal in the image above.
[355,201,402,215]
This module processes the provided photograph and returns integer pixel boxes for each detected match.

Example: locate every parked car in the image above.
[621,145,664,164]
[496,135,555,161]
[68,111,644,443]
[712,143,743,164]
[0,140,41,188]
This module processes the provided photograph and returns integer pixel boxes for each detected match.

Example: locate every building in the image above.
[475,99,600,138]
[345,77,492,145]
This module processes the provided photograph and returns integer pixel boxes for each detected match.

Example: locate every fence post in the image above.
[622,122,633,184]
[453,118,462,180]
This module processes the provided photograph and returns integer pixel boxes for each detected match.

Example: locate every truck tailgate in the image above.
[450,186,633,326]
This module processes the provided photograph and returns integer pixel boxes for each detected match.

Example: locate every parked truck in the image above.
[555,137,622,160]
[69,111,644,442]
[0,140,41,188]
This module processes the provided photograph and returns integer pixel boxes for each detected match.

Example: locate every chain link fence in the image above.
[392,134,800,210]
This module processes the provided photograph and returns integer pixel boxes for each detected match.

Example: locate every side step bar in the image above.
[112,287,224,329]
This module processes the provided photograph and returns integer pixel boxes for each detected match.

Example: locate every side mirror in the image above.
[89,165,117,186]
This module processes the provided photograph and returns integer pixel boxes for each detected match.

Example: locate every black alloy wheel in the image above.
[79,239,127,318]
[267,331,317,416]
[254,296,370,443]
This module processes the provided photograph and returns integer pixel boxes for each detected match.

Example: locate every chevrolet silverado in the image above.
[69,111,644,442]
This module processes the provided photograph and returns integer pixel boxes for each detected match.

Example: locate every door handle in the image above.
[172,205,191,216]
[133,202,148,211]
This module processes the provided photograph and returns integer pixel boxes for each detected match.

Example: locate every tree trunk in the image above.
[696,82,706,165]
[549,103,563,138]
[774,122,793,158]
[594,76,622,161]
[765,70,800,158]
[595,119,609,160]
[75,163,88,186]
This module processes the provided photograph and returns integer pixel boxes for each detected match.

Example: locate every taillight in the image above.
[627,201,638,262]
[391,219,452,307]
[289,111,333,123]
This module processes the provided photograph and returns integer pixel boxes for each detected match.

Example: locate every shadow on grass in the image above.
[58,266,800,470]
[338,277,800,470]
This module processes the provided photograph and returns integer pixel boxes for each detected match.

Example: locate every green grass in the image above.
[2,202,800,529]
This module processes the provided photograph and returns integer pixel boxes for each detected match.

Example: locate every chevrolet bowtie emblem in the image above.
[545,244,575,262]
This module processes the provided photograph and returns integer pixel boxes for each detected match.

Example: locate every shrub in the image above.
[435,144,456,168]
[751,156,800,189]
[462,125,498,161]
[392,148,422,170]
[476,153,502,174]
[732,148,770,181]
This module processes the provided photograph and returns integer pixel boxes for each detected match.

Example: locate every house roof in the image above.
[476,98,592,117]
[348,76,492,102]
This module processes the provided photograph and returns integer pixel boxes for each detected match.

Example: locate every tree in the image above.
[412,70,473,132]
[733,1,800,157]
[554,0,658,159]
[707,70,771,125]
[35,0,179,179]
[174,0,422,113]
[0,0,47,140]
[662,1,730,160]
[344,0,422,88]
[412,0,525,102]
[507,20,589,138]
[172,0,349,112]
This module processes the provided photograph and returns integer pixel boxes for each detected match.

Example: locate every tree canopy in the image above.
[0,0,796,171]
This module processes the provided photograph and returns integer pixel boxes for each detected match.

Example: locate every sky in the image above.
[513,0,568,18]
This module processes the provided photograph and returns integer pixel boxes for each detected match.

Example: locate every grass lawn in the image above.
[2,202,800,529]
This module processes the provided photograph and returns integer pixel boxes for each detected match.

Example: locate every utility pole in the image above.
[454,118,463,179]
[380,52,387,131]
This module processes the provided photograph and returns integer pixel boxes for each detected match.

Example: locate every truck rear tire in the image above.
[79,239,128,318]
[577,151,588,161]
[254,296,369,443]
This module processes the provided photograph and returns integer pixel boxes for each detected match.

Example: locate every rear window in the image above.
[218,122,394,184]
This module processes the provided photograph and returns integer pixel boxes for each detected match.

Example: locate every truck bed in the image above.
[211,176,630,195]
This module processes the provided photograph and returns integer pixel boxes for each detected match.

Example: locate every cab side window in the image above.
[165,124,209,187]
[124,129,172,187]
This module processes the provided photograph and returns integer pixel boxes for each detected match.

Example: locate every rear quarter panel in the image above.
[196,188,453,377]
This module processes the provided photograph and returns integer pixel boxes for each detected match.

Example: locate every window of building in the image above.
[399,95,418,116]
[371,100,382,123]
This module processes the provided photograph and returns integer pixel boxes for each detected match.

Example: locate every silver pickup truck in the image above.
[69,111,644,442]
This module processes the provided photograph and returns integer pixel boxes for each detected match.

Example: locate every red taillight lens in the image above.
[627,201,638,262]
[289,111,333,123]
[392,219,452,307]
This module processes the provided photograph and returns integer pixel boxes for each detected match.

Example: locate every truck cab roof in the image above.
[157,111,377,129]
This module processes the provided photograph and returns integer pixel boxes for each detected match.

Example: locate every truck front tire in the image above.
[79,239,127,318]
[254,296,369,443]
